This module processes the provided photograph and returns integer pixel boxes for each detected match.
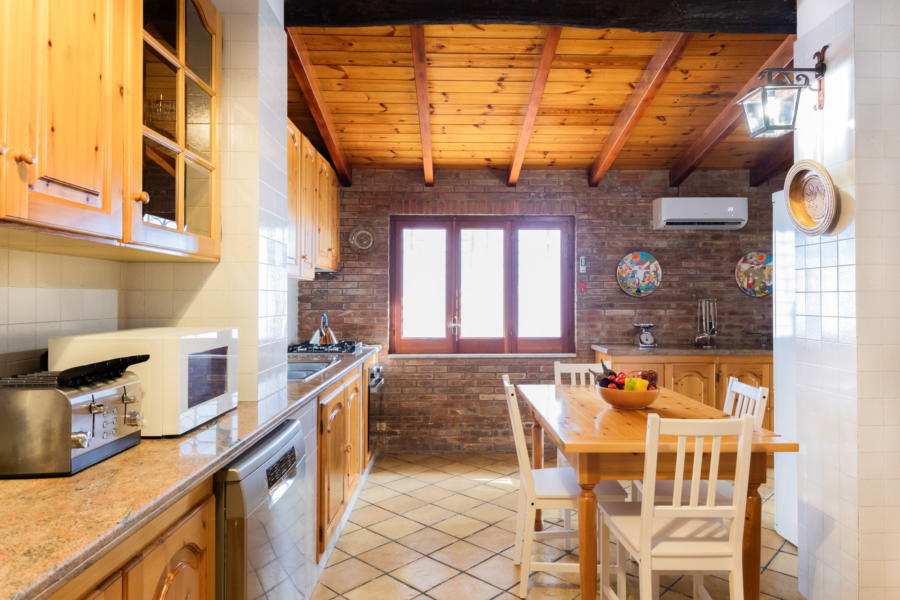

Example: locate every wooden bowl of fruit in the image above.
[590,364,659,410]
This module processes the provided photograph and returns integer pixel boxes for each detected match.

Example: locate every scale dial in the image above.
[639,330,656,346]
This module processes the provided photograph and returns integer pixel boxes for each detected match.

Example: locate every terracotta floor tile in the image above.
[408,485,455,502]
[334,529,391,555]
[391,462,431,475]
[397,527,458,554]
[343,575,420,600]
[357,541,424,572]
[761,569,802,600]
[782,539,798,555]
[326,548,351,567]
[382,477,429,493]
[433,493,483,513]
[369,515,425,539]
[310,583,337,600]
[460,484,509,502]
[495,514,520,533]
[490,491,522,511]
[428,573,503,600]
[761,527,784,550]
[358,485,401,503]
[435,476,479,492]
[669,574,731,599]
[430,540,494,571]
[318,558,381,595]
[466,525,516,553]
[432,513,489,538]
[349,504,394,527]
[390,556,459,592]
[437,462,480,475]
[466,553,520,589]
[379,493,427,513]
[466,502,516,525]
[342,521,361,534]
[405,503,457,526]
[367,470,406,485]
[486,475,520,491]
[768,551,799,577]
[410,471,454,484]
[461,469,506,482]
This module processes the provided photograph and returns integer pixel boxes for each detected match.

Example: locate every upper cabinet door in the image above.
[316,156,340,271]
[286,121,301,277]
[298,137,318,280]
[2,0,126,239]
[127,0,221,260]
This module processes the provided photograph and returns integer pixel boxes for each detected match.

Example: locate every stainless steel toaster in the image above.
[0,355,148,477]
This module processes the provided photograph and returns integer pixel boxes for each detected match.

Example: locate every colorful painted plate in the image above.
[617,252,662,297]
[735,251,773,297]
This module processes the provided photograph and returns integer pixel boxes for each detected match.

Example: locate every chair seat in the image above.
[636,479,734,504]
[598,501,733,558]
[533,467,626,502]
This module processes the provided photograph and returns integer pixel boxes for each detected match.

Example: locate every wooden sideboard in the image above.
[593,347,774,431]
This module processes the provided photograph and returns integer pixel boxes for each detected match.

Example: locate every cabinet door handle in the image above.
[344,443,352,453]
[15,153,36,165]
[136,191,150,204]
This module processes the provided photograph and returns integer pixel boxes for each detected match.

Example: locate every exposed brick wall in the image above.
[297,168,781,453]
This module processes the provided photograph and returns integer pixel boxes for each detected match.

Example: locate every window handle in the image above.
[449,316,461,331]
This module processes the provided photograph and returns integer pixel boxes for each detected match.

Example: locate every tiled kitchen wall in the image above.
[0,236,120,375]
[297,168,781,452]
[121,0,289,405]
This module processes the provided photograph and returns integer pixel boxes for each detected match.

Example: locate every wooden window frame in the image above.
[389,215,575,355]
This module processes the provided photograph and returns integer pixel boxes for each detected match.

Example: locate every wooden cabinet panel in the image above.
[719,360,773,429]
[3,0,125,239]
[287,122,301,276]
[664,362,718,407]
[83,574,123,600]
[298,137,318,279]
[315,156,340,271]
[124,496,215,600]
[346,376,362,491]
[319,386,348,555]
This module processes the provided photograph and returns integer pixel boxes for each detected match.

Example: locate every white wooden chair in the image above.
[502,375,627,598]
[599,413,754,600]
[634,377,768,504]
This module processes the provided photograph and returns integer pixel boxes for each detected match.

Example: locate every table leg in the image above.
[742,482,762,598]
[579,485,598,600]
[531,420,544,531]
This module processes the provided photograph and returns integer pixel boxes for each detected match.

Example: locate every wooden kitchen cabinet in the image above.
[2,0,127,240]
[316,156,340,272]
[83,574,124,600]
[665,361,718,408]
[124,496,215,600]
[126,0,222,259]
[317,368,366,556]
[595,348,775,432]
[286,121,317,280]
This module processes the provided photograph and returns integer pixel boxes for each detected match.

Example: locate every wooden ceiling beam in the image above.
[668,34,796,187]
[749,132,793,187]
[588,32,691,186]
[409,25,434,186]
[286,28,352,186]
[507,26,562,186]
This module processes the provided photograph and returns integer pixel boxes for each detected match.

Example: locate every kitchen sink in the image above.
[287,358,339,381]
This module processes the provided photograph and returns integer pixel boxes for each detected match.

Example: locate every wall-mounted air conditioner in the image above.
[652,196,748,230]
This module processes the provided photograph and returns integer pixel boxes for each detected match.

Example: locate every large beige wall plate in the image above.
[784,159,839,235]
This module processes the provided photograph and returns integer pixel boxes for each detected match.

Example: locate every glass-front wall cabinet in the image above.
[129,0,220,258]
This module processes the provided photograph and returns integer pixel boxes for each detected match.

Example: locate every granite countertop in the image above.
[0,346,380,600]
[591,343,772,356]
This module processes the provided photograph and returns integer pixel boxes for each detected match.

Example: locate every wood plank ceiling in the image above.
[286,25,795,186]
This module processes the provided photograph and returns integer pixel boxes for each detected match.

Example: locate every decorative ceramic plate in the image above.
[784,159,839,235]
[348,226,375,251]
[735,251,773,297]
[616,252,662,297]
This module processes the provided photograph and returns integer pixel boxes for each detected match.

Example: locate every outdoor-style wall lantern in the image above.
[738,45,828,138]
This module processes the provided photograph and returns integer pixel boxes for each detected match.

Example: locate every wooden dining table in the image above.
[516,383,799,600]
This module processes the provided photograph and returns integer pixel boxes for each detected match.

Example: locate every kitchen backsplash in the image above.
[297,168,780,452]
[0,236,121,375]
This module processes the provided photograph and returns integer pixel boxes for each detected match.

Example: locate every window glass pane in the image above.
[460,229,504,338]
[185,0,213,84]
[402,229,446,338]
[518,229,562,337]
[184,159,211,236]
[185,78,212,158]
[143,43,178,142]
[143,0,178,55]
[141,137,178,230]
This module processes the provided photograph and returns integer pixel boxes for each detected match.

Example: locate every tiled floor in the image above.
[312,454,800,600]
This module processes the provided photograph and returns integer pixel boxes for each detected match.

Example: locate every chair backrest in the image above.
[722,376,769,429]
[553,361,603,386]
[502,375,535,498]
[639,413,754,556]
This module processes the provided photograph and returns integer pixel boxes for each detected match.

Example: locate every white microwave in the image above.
[49,327,239,437]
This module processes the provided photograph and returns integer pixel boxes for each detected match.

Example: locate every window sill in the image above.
[387,353,578,359]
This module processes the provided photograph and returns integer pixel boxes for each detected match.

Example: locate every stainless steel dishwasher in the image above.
[216,419,310,600]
